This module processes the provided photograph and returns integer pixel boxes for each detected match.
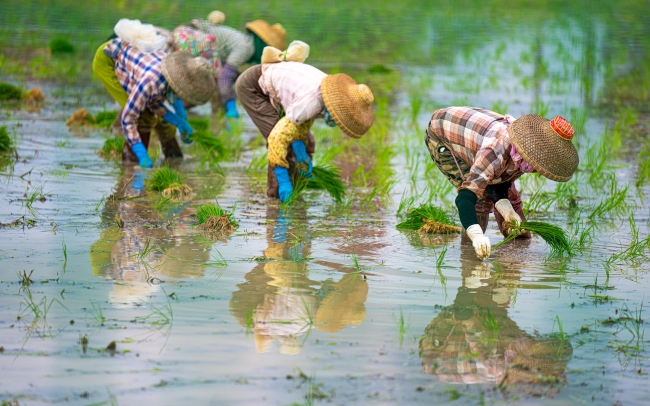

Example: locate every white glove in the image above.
[495,199,521,234]
[466,224,491,260]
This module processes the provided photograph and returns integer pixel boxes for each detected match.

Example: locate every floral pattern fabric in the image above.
[267,116,314,168]
[172,26,221,75]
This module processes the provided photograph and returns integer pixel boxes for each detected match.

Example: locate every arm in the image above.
[267,116,313,169]
[487,181,522,233]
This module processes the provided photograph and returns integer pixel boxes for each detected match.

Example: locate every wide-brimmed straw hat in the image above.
[161,52,217,105]
[508,115,579,182]
[245,19,287,50]
[321,74,374,139]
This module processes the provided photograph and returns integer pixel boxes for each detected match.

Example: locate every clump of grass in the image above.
[98,137,124,159]
[94,111,119,128]
[0,126,13,153]
[147,166,194,199]
[192,131,226,158]
[0,82,22,100]
[494,221,572,257]
[49,37,75,54]
[195,204,238,232]
[187,118,210,132]
[307,165,346,203]
[396,204,460,234]
[367,64,393,74]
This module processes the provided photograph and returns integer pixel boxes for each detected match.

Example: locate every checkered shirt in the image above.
[104,38,169,146]
[259,62,327,125]
[429,106,522,198]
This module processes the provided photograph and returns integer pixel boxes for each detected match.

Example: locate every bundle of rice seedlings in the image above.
[98,137,124,159]
[396,204,460,234]
[187,118,210,132]
[94,111,119,128]
[66,108,94,126]
[49,38,75,54]
[307,165,346,203]
[146,166,194,199]
[195,204,238,232]
[0,83,22,100]
[493,221,572,256]
[23,88,45,103]
[192,131,226,158]
[0,126,13,153]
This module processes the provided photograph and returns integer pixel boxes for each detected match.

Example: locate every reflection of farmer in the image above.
[89,169,210,308]
[175,12,287,118]
[92,19,216,168]
[425,107,579,259]
[229,207,368,354]
[236,41,375,202]
[419,250,572,391]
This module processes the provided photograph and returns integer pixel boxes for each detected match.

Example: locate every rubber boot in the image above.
[122,130,151,165]
[267,164,279,198]
[155,121,183,159]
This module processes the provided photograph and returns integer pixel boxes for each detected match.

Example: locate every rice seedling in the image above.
[187,117,210,132]
[0,126,13,152]
[135,287,174,352]
[49,38,75,54]
[306,165,346,203]
[397,192,419,217]
[19,291,68,339]
[280,174,310,209]
[93,111,118,128]
[493,221,572,257]
[87,299,105,326]
[434,244,449,269]
[192,130,226,157]
[97,137,124,159]
[195,203,238,232]
[588,182,629,220]
[396,204,460,234]
[18,270,34,286]
[62,240,67,272]
[392,306,411,347]
[146,166,194,199]
[0,82,22,100]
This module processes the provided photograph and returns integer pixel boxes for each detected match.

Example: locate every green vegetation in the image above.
[93,110,119,128]
[494,221,572,257]
[147,166,183,191]
[195,203,238,232]
[0,82,22,100]
[306,165,346,203]
[49,37,75,54]
[99,137,124,158]
[396,204,460,233]
[0,126,13,152]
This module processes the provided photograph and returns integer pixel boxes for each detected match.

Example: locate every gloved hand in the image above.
[131,170,145,191]
[274,167,293,203]
[466,224,491,260]
[273,212,288,243]
[163,111,194,144]
[131,142,153,168]
[172,98,187,120]
[291,140,313,178]
[224,99,239,118]
[494,199,522,235]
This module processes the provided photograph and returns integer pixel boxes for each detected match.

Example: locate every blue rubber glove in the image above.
[274,167,293,203]
[273,212,288,243]
[224,99,239,118]
[163,111,194,144]
[291,140,313,178]
[172,98,187,120]
[131,170,145,191]
[131,142,153,168]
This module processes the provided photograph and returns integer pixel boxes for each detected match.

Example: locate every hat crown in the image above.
[550,116,575,140]
[358,84,374,105]
[272,23,286,37]
[208,10,225,25]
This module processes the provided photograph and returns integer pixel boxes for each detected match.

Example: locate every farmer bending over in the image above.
[172,11,287,118]
[425,107,578,259]
[236,41,375,202]
[93,19,216,167]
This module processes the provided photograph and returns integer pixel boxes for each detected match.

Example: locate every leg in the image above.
[493,183,532,239]
[154,118,183,159]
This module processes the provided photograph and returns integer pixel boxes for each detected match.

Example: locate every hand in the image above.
[466,224,491,259]
[494,199,522,235]
[163,111,194,144]
[274,167,293,203]
[131,142,153,168]
[291,140,313,178]
[172,98,187,120]
[224,99,239,118]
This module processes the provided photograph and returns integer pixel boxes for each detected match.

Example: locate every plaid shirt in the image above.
[259,62,327,125]
[429,107,522,197]
[104,38,169,146]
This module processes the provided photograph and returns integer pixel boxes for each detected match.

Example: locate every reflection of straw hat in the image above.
[245,20,287,50]
[207,10,226,25]
[321,74,374,139]
[508,115,578,182]
[161,52,217,105]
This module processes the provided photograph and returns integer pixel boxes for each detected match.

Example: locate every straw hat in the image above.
[508,115,579,182]
[245,19,287,50]
[207,10,226,25]
[321,74,374,139]
[161,52,217,105]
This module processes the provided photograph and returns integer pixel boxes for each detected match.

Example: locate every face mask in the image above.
[324,108,337,128]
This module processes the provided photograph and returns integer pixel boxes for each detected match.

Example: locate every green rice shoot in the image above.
[187,118,210,132]
[99,137,124,158]
[0,126,13,153]
[307,165,346,203]
[146,166,193,199]
[192,131,226,159]
[493,220,572,257]
[195,203,238,231]
[94,111,119,128]
[396,204,460,233]
[49,37,75,54]
[0,83,22,100]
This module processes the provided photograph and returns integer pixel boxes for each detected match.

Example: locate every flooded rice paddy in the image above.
[2,5,650,406]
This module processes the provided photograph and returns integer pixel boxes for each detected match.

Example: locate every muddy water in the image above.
[2,35,650,406]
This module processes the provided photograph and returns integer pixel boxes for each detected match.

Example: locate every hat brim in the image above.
[161,52,216,106]
[508,115,579,182]
[245,20,286,50]
[321,74,374,139]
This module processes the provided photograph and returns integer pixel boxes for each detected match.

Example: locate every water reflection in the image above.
[419,249,573,395]
[89,167,211,308]
[230,206,368,354]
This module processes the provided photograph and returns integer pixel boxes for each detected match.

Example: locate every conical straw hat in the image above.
[321,74,374,138]
[508,115,579,182]
[245,19,287,50]
[161,52,217,105]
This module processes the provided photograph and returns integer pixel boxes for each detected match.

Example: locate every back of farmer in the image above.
[426,106,579,259]
[173,11,287,118]
[235,41,375,202]
[92,19,216,167]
